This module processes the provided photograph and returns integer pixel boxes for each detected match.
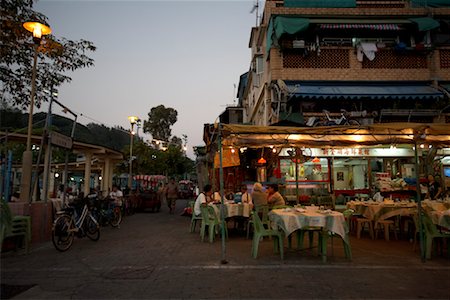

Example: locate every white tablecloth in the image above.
[269,209,349,243]
[347,201,417,222]
[211,203,253,218]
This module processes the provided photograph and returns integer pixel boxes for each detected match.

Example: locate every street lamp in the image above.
[128,116,138,189]
[20,21,52,202]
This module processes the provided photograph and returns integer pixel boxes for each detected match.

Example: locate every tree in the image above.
[1,0,96,109]
[143,105,177,142]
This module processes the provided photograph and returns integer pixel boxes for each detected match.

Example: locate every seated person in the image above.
[267,184,285,209]
[194,184,213,216]
[240,184,252,205]
[109,185,123,207]
[211,189,224,204]
[251,182,267,207]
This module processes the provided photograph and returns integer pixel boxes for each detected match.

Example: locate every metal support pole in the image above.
[295,158,299,205]
[128,125,134,189]
[62,115,77,207]
[414,141,426,262]
[5,151,13,202]
[20,45,39,202]
[218,123,227,264]
[42,90,54,203]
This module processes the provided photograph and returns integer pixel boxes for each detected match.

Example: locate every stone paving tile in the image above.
[2,200,450,299]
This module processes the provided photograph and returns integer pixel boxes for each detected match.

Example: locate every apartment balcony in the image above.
[272,45,450,82]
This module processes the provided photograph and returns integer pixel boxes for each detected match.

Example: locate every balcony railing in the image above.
[281,47,431,69]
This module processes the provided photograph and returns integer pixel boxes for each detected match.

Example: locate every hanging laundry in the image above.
[360,42,377,61]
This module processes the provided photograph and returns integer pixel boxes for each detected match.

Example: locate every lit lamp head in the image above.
[23,21,52,45]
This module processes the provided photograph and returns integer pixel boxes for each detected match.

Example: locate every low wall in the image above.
[8,201,54,245]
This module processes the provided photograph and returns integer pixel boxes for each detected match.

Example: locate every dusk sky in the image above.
[34,0,259,158]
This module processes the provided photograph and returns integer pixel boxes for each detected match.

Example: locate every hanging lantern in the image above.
[257,157,267,164]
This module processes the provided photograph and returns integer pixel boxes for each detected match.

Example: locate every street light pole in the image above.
[128,116,138,189]
[20,21,52,202]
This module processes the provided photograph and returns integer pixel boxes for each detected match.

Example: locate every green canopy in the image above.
[409,17,440,31]
[266,16,310,57]
[411,0,450,8]
[284,0,356,8]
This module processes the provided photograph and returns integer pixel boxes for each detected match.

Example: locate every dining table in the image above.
[422,200,450,230]
[269,207,351,262]
[210,202,253,218]
[347,200,417,223]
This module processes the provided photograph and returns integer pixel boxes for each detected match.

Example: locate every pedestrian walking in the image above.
[165,178,179,214]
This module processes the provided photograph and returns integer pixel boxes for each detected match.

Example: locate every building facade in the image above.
[231,0,450,200]
[241,0,450,127]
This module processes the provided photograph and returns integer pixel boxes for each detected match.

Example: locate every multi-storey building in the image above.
[240,0,450,127]
[232,0,450,200]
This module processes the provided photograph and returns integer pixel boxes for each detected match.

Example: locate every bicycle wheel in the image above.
[85,214,100,241]
[110,207,122,227]
[348,120,360,126]
[52,214,74,252]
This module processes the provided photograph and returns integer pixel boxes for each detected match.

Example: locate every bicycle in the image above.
[52,196,100,252]
[306,109,360,127]
[92,196,122,228]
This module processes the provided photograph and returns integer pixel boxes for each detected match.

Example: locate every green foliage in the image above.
[143,105,177,141]
[1,0,96,109]
[116,139,195,179]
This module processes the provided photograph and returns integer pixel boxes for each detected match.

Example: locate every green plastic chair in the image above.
[251,212,283,259]
[189,201,202,233]
[0,200,31,253]
[419,210,450,260]
[200,205,227,243]
[246,205,270,239]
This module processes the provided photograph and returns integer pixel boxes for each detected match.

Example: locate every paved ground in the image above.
[1,199,449,299]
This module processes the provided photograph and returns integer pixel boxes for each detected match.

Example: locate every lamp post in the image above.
[20,21,52,202]
[128,116,138,189]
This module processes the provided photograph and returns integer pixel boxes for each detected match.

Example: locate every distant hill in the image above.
[0,108,129,152]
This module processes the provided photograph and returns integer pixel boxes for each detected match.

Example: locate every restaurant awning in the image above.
[319,24,402,30]
[283,81,444,100]
[204,123,450,149]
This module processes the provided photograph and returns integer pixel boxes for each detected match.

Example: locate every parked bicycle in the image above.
[52,195,100,252]
[92,196,122,228]
[306,109,360,127]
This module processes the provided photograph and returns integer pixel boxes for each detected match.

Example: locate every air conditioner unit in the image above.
[293,40,305,48]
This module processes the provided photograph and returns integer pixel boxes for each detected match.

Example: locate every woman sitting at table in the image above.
[427,174,443,200]
[240,184,253,205]
[194,184,213,216]
[251,182,267,207]
[267,184,285,209]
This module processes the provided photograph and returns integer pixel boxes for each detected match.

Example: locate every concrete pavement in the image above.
[1,199,449,299]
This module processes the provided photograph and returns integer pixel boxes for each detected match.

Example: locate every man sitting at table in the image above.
[194,184,213,216]
[267,184,285,209]
[240,184,253,205]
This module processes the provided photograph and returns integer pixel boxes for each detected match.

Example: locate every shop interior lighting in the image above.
[239,147,247,153]
[257,157,267,164]
[258,148,266,164]
[272,148,277,153]
[420,144,425,149]
[231,148,236,154]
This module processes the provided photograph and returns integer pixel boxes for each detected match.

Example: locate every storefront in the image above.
[277,147,417,200]
[204,122,450,204]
